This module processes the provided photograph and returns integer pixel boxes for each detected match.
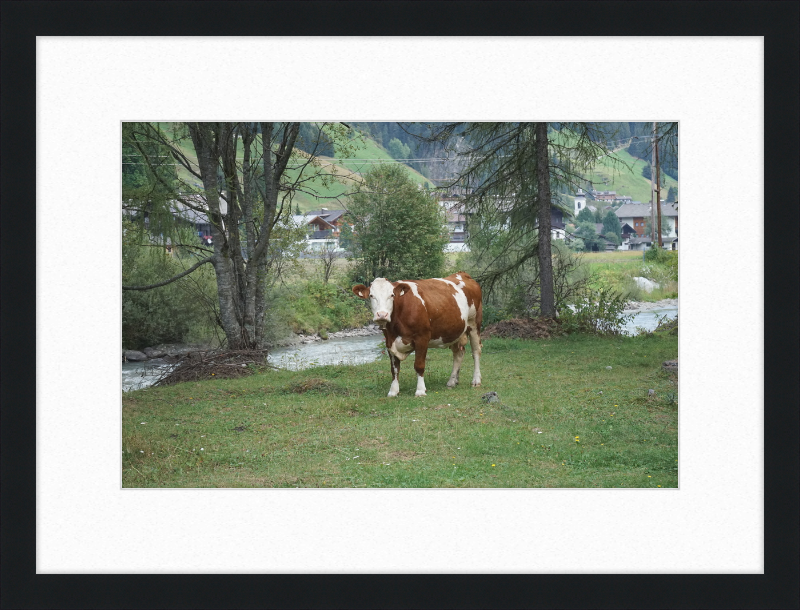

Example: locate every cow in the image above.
[352,272,483,397]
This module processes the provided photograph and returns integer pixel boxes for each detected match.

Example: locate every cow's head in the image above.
[352,278,409,328]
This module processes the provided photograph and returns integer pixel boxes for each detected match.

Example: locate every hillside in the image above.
[150,122,434,212]
[582,146,678,205]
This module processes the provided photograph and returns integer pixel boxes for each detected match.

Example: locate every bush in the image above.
[644,248,678,282]
[122,245,218,350]
[283,280,372,334]
[558,285,633,335]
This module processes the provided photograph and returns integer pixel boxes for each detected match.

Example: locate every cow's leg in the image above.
[413,342,429,397]
[388,353,401,397]
[447,340,467,388]
[468,327,482,387]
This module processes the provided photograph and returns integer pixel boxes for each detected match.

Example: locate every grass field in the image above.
[582,146,678,205]
[152,122,432,212]
[122,333,679,488]
[578,251,678,301]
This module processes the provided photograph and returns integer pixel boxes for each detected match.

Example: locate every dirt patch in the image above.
[388,450,419,461]
[284,377,345,395]
[154,350,273,387]
[359,438,387,447]
[482,317,564,340]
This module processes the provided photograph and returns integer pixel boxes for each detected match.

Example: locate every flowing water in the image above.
[121,308,677,392]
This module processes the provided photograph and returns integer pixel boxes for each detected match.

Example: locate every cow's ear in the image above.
[352,284,369,299]
[394,282,411,297]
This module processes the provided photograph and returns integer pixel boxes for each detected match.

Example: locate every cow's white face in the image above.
[367,277,396,327]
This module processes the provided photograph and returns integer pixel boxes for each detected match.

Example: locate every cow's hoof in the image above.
[471,382,481,388]
[387,391,399,397]
[446,381,457,388]
[415,391,427,397]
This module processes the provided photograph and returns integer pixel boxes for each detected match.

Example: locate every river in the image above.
[122,306,677,392]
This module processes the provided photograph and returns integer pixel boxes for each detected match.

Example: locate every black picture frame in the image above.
[2,2,797,608]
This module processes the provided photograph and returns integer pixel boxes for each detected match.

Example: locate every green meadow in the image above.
[122,333,679,488]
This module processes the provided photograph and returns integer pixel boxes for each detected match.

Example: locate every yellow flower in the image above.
[647,475,652,478]
[657,485,661,488]
[491,464,495,467]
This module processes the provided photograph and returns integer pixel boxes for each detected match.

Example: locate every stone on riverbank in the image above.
[123,350,148,362]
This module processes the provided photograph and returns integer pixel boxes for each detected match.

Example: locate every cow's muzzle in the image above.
[374,311,390,326]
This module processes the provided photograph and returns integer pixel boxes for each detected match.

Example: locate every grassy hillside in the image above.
[122,333,678,488]
[549,129,677,212]
[150,122,433,212]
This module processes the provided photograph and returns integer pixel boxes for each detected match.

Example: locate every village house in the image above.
[304,208,347,237]
[290,209,348,252]
[592,190,618,203]
[615,202,678,238]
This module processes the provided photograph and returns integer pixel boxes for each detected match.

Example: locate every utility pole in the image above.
[650,122,657,245]
[655,125,663,247]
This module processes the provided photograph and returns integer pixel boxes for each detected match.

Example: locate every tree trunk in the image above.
[535,122,555,318]
[188,123,246,348]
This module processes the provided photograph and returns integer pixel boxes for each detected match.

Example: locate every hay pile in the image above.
[481,317,563,340]
[154,349,273,387]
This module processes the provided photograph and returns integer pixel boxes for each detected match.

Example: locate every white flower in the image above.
[200,448,204,451]
[140,422,146,425]
[538,431,543,434]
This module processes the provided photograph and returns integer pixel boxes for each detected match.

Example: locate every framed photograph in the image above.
[2,1,797,608]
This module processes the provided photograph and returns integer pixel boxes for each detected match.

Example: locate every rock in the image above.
[605,366,612,370]
[143,346,166,358]
[481,391,499,404]
[648,389,655,397]
[123,350,148,362]
[662,359,678,373]
[633,277,660,293]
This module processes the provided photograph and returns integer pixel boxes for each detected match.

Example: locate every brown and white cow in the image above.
[352,272,483,397]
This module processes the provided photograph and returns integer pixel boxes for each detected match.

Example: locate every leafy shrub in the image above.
[284,280,372,334]
[558,285,633,335]
[122,240,218,350]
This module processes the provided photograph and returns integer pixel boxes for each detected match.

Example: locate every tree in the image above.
[122,122,356,349]
[347,164,448,282]
[575,221,604,252]
[317,240,344,284]
[666,185,677,203]
[645,215,672,237]
[576,207,595,224]
[386,137,411,161]
[412,122,623,318]
[602,209,622,239]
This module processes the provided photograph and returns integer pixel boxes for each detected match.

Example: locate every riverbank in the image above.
[122,332,679,488]
[623,298,678,313]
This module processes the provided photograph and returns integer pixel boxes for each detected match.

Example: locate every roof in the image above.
[616,202,678,218]
[307,209,346,223]
[306,215,336,230]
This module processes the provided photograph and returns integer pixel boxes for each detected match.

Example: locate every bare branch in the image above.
[123,256,214,291]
